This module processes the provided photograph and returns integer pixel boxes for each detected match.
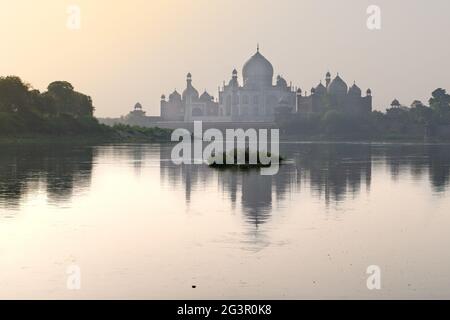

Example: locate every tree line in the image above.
[0,76,94,117]
[0,75,172,140]
[278,88,450,140]
[0,76,101,135]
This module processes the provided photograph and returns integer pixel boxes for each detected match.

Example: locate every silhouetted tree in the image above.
[46,81,94,116]
[0,76,30,113]
[429,88,450,124]
[0,76,101,135]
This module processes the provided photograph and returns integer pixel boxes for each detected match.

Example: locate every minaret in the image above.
[325,71,331,88]
[160,94,166,119]
[184,73,193,122]
[186,72,192,88]
[365,88,373,112]
[296,88,302,113]
[230,68,238,88]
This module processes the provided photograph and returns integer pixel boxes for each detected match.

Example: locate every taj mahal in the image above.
[159,46,372,123]
[103,46,373,127]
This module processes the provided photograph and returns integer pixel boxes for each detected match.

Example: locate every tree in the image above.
[409,100,432,125]
[0,76,30,113]
[429,88,450,124]
[30,89,56,116]
[47,81,74,93]
[46,81,94,117]
[411,100,425,108]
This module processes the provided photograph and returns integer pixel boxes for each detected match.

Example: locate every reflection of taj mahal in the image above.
[160,46,372,123]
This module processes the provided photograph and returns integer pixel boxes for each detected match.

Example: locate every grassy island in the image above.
[208,148,284,169]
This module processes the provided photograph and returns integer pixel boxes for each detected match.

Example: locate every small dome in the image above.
[232,69,238,75]
[326,71,331,78]
[366,88,372,96]
[276,75,288,88]
[135,102,143,109]
[391,99,400,107]
[200,91,212,102]
[315,82,326,95]
[349,82,362,96]
[160,95,165,100]
[328,74,348,95]
[169,90,181,102]
[296,88,302,94]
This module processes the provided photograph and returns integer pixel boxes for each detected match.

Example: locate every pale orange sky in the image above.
[1,0,449,117]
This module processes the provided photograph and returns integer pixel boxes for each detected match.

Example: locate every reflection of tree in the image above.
[293,143,372,204]
[427,146,450,192]
[380,144,450,193]
[3,142,448,222]
[0,144,93,209]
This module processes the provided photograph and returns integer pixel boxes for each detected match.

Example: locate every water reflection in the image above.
[1,142,449,216]
[375,144,450,192]
[0,144,93,210]
[291,143,372,204]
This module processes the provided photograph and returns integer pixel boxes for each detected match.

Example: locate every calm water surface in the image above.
[1,142,450,299]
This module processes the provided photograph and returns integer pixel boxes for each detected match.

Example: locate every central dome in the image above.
[242,48,274,88]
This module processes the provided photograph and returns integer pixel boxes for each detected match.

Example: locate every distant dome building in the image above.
[169,90,181,102]
[199,91,212,102]
[297,72,372,114]
[122,102,151,126]
[160,46,296,122]
[328,74,348,96]
[315,82,327,95]
[161,73,219,121]
[349,82,362,96]
[159,47,372,122]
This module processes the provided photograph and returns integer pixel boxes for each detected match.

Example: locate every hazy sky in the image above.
[1,0,449,117]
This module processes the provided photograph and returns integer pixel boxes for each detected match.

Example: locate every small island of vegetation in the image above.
[208,148,284,169]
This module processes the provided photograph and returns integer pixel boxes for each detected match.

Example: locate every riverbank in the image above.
[279,133,450,143]
[3,133,449,146]
[0,124,173,145]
